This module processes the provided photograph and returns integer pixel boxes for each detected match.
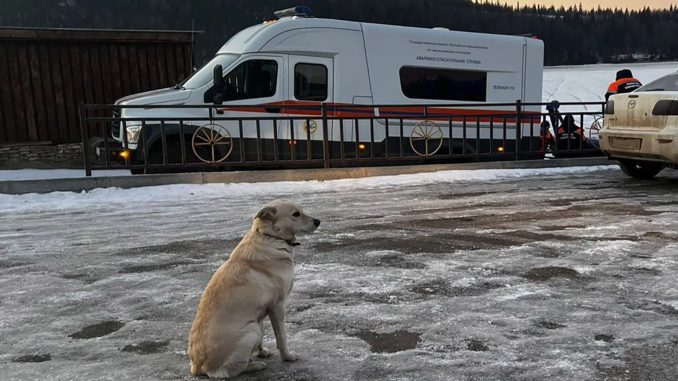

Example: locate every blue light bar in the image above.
[274,6,313,19]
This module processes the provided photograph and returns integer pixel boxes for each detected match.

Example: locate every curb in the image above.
[0,157,615,195]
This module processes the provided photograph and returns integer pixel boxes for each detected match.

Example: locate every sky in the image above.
[513,0,676,10]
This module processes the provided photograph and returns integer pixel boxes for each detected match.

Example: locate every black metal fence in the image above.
[79,101,605,175]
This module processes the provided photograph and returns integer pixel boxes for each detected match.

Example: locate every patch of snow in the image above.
[581,240,636,256]
[497,286,548,301]
[0,169,131,181]
[572,266,596,275]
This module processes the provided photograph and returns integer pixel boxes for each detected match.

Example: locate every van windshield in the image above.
[178,54,240,90]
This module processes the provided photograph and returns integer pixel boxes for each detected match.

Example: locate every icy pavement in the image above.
[1,166,677,381]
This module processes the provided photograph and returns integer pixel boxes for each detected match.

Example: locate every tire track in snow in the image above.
[544,77,565,101]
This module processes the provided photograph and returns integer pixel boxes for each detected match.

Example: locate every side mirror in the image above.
[213,65,225,105]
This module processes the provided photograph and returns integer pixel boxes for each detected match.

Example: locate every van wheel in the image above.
[129,140,180,174]
[142,137,215,173]
[618,159,664,179]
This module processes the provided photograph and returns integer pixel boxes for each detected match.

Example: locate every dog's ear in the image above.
[255,206,277,222]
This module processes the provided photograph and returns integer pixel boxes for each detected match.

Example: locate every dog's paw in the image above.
[281,351,299,362]
[246,360,268,372]
[257,347,272,358]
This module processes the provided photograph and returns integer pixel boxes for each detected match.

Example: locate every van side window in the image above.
[204,59,278,102]
[294,63,328,101]
[399,67,487,102]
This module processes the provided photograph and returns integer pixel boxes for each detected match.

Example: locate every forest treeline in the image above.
[1,0,677,66]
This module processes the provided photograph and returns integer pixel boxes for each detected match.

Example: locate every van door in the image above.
[205,54,287,161]
[287,56,334,160]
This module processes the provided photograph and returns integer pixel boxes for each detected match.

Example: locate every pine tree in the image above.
[0,0,676,65]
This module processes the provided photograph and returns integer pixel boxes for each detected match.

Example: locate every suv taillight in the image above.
[604,100,615,115]
[652,100,678,116]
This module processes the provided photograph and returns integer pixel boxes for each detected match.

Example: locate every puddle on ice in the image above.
[11,354,51,363]
[69,320,125,339]
[121,340,169,354]
[353,330,422,353]
[522,266,580,281]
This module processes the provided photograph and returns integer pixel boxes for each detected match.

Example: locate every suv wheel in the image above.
[618,159,664,179]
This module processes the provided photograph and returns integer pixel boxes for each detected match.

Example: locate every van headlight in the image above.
[125,124,142,143]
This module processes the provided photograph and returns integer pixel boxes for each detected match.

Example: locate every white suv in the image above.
[600,72,678,178]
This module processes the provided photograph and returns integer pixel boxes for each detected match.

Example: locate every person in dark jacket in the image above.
[605,69,642,100]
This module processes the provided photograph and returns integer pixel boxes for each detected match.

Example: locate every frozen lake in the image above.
[544,61,678,104]
[1,166,677,380]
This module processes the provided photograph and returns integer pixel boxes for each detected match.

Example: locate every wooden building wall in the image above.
[0,27,196,145]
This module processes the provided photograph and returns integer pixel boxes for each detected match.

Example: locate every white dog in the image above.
[188,199,320,378]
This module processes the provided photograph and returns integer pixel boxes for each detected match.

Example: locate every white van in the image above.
[110,7,544,167]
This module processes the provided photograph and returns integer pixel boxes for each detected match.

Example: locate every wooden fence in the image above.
[0,27,197,146]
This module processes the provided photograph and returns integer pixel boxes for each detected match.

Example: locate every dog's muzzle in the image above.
[313,219,321,227]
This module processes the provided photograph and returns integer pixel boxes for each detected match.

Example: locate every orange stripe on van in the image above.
[219,101,540,123]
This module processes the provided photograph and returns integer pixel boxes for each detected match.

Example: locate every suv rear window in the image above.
[637,73,678,92]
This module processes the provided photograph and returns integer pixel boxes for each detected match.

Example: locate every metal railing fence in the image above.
[79,100,605,175]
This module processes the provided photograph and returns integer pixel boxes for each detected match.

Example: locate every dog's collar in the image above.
[261,233,299,247]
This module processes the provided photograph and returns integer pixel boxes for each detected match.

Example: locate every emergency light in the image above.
[274,6,313,19]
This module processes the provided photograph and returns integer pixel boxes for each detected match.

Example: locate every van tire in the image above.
[136,136,220,174]
[618,159,664,179]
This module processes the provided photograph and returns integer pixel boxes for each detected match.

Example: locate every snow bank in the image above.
[0,169,130,181]
[0,165,615,214]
